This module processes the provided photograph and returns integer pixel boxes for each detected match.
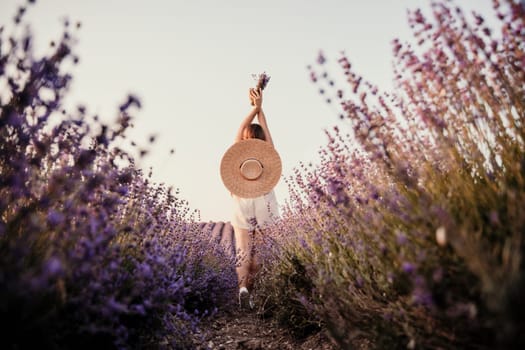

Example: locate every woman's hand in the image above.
[249,88,263,109]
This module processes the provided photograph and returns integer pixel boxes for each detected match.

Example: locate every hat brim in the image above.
[220,139,282,198]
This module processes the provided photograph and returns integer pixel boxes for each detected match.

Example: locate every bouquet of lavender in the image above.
[253,72,270,91]
[250,72,270,105]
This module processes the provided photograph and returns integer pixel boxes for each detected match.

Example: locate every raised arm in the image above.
[251,89,274,147]
[234,105,258,143]
[256,108,274,147]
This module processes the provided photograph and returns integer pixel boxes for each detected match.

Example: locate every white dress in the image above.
[231,190,279,230]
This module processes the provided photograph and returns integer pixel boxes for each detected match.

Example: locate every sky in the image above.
[0,0,496,222]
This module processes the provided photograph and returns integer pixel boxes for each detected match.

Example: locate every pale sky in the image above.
[0,0,495,222]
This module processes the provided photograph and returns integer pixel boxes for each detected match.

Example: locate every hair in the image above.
[244,123,266,141]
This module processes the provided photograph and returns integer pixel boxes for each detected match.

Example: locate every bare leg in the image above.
[233,226,252,289]
[244,228,259,290]
[247,252,260,291]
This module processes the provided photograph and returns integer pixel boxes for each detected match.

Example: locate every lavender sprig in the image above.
[252,72,271,91]
[250,72,271,105]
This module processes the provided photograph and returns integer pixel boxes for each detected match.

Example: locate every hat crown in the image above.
[240,158,263,180]
[220,139,282,198]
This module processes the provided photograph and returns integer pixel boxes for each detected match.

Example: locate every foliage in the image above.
[0,2,236,349]
[257,1,525,349]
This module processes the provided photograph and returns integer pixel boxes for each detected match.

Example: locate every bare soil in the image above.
[193,309,337,350]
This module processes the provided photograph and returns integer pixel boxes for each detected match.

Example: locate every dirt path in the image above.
[193,309,337,350]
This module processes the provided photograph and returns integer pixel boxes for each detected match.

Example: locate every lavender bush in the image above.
[0,2,236,349]
[257,1,524,349]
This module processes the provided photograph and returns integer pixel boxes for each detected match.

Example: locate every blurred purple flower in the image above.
[402,262,415,274]
[116,186,129,196]
[355,275,364,288]
[131,304,146,316]
[44,257,63,277]
[396,232,408,245]
[5,109,22,127]
[139,263,153,279]
[119,94,142,112]
[75,149,96,169]
[47,210,65,226]
[107,297,129,313]
[317,51,326,64]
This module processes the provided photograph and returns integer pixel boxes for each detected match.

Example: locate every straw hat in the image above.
[220,139,282,198]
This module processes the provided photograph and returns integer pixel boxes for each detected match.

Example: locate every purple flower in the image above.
[116,185,129,196]
[317,51,326,64]
[412,286,434,307]
[119,94,142,111]
[402,262,415,274]
[396,232,408,245]
[44,257,63,277]
[139,263,153,279]
[47,210,65,226]
[355,275,364,288]
[107,297,129,313]
[131,304,146,316]
[252,72,271,91]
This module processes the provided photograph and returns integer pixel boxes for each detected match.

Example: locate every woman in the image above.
[231,88,279,310]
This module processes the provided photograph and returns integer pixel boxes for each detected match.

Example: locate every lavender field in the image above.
[1,0,524,349]
[0,2,238,348]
